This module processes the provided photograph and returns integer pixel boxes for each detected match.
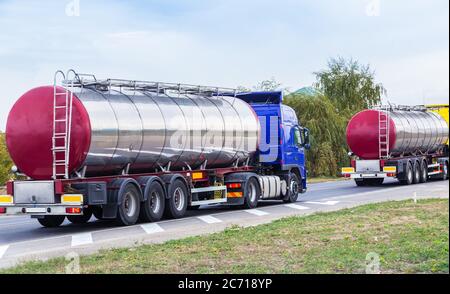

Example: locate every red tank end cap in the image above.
[346,109,396,160]
[6,86,91,180]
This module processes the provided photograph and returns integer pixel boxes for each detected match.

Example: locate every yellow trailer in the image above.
[426,104,449,146]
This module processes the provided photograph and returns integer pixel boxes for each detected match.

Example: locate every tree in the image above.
[284,94,348,177]
[253,78,282,92]
[0,132,13,185]
[314,57,385,114]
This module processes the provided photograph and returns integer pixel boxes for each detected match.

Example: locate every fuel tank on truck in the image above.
[346,108,449,159]
[6,84,260,180]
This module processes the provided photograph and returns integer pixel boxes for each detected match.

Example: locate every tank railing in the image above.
[373,104,427,112]
[60,73,239,98]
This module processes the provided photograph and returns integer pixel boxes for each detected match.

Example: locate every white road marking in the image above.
[245,209,269,216]
[141,223,164,234]
[305,201,340,206]
[0,245,9,259]
[71,233,93,247]
[284,204,310,210]
[197,215,222,224]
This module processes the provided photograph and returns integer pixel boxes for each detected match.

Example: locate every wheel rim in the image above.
[173,187,185,211]
[408,167,413,183]
[290,179,299,196]
[248,181,257,203]
[150,191,161,214]
[422,166,427,181]
[124,191,137,217]
[415,168,420,182]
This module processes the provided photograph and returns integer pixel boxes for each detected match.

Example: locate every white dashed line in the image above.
[284,204,310,210]
[71,233,93,247]
[141,223,165,234]
[0,245,9,259]
[197,215,222,224]
[305,201,340,206]
[245,209,269,216]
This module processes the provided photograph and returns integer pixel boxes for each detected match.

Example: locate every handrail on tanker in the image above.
[58,69,238,98]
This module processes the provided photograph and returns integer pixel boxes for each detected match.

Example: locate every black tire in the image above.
[369,178,384,186]
[400,161,413,185]
[283,173,301,203]
[419,161,428,183]
[243,177,261,209]
[413,161,421,184]
[355,178,383,186]
[355,179,367,187]
[442,162,449,180]
[164,179,188,219]
[67,208,93,224]
[37,215,65,228]
[92,206,104,220]
[140,181,165,222]
[115,183,141,226]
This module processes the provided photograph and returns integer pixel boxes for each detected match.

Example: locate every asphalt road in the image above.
[0,178,448,269]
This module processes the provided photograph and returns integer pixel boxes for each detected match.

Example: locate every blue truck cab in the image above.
[236,91,310,193]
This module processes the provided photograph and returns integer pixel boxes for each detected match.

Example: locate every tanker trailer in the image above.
[341,104,449,186]
[0,70,310,227]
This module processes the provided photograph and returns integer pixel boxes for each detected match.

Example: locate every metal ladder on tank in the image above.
[378,105,391,159]
[52,70,75,179]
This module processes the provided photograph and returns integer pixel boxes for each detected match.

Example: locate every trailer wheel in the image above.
[67,209,93,224]
[92,206,105,220]
[37,215,65,228]
[243,177,261,209]
[413,161,421,184]
[355,179,367,186]
[419,161,428,183]
[400,161,413,185]
[164,179,188,219]
[442,162,449,180]
[284,173,300,203]
[115,183,141,226]
[140,181,165,222]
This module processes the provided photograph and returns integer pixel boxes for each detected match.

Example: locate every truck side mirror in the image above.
[303,128,311,150]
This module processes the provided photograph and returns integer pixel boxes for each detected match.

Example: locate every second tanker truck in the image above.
[342,104,449,186]
[0,70,310,227]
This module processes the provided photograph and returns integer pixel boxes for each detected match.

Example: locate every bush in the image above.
[0,132,13,185]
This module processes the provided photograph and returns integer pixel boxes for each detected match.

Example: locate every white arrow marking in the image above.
[141,223,165,234]
[305,201,340,206]
[197,215,222,224]
[71,233,93,247]
[284,204,310,210]
[245,209,269,216]
[0,245,9,259]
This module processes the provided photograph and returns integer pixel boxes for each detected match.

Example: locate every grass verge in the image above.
[2,198,448,274]
[307,176,347,184]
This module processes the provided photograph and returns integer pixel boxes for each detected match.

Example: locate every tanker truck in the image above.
[341,104,449,186]
[0,70,310,227]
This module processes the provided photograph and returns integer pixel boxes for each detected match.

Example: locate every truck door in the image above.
[284,125,306,167]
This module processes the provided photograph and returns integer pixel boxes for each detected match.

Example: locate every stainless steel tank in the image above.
[388,110,448,156]
[74,87,260,176]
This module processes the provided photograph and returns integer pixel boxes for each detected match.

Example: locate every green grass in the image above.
[307,176,348,183]
[2,199,448,274]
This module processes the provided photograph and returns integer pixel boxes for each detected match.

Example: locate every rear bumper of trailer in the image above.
[0,203,84,216]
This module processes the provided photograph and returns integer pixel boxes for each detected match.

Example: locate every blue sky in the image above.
[0,0,448,130]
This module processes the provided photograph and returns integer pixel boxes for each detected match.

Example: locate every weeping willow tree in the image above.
[314,57,385,115]
[284,94,348,176]
[0,132,13,185]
